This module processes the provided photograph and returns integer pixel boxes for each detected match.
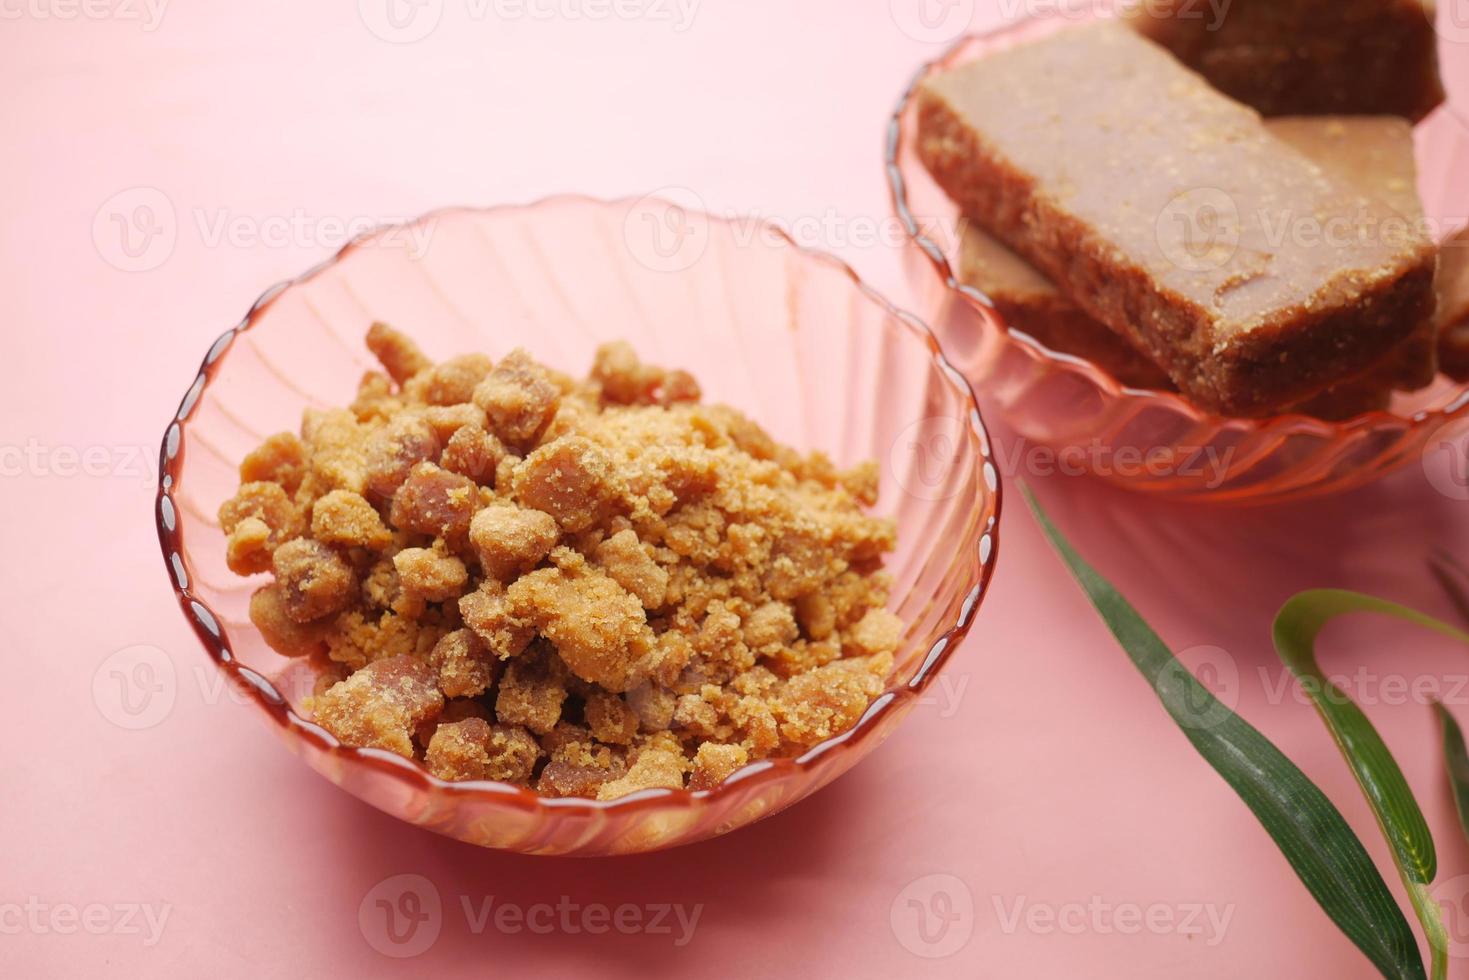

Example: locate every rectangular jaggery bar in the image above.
[959,115,1436,395]
[1265,116,1438,390]
[1124,0,1445,122]
[917,23,1438,417]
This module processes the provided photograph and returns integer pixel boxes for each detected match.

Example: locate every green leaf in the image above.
[1023,487,1426,980]
[1429,549,1469,628]
[1272,591,1469,980]
[1433,702,1469,848]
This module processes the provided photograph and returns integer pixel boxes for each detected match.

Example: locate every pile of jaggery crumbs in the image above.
[219,324,901,800]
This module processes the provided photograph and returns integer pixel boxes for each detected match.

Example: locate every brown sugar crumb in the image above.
[425,719,540,783]
[474,348,561,447]
[690,742,749,791]
[226,329,901,797]
[366,321,432,385]
[469,505,560,581]
[428,628,500,698]
[311,654,444,759]
[311,490,392,549]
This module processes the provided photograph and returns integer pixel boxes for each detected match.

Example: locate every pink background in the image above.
[6,1,1469,976]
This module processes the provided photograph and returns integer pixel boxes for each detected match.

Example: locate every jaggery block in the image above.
[219,481,303,575]
[596,732,689,800]
[844,608,903,658]
[366,321,432,385]
[772,654,890,746]
[458,583,536,660]
[512,436,621,533]
[302,409,371,494]
[469,505,560,581]
[271,538,357,624]
[536,725,629,797]
[1438,228,1469,380]
[311,490,392,549]
[585,690,640,745]
[505,561,656,691]
[311,654,444,759]
[1124,0,1444,121]
[689,742,749,791]
[388,462,477,539]
[392,546,469,603]
[425,718,540,783]
[427,628,501,698]
[917,23,1437,416]
[473,347,561,446]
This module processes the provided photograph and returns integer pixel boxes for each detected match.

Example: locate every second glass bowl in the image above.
[886,5,1469,504]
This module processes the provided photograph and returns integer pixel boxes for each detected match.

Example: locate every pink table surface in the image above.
[7,2,1469,977]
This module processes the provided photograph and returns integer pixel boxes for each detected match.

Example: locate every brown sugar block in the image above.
[1266,116,1437,390]
[958,115,1437,400]
[1438,228,1469,379]
[917,23,1437,417]
[311,654,444,759]
[1124,0,1445,122]
[425,718,540,783]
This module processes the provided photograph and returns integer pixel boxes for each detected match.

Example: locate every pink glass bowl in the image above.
[887,4,1469,504]
[154,196,1000,856]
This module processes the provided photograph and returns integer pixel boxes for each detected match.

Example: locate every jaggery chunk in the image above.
[495,650,569,734]
[506,561,655,691]
[240,432,307,494]
[585,690,639,745]
[845,608,903,658]
[459,583,535,660]
[513,436,620,533]
[427,628,501,698]
[1125,0,1444,122]
[311,654,443,758]
[425,718,540,783]
[219,481,302,575]
[366,321,432,384]
[311,490,392,549]
[593,529,669,608]
[595,733,689,800]
[404,354,494,406]
[473,348,561,446]
[271,538,356,624]
[772,654,890,746]
[389,462,477,540]
[537,725,628,797]
[249,584,331,657]
[689,742,749,791]
[302,409,371,494]
[469,505,560,581]
[364,415,440,501]
[1437,229,1469,380]
[440,423,507,485]
[393,546,469,603]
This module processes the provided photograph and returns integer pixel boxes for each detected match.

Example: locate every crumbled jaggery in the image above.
[225,330,902,797]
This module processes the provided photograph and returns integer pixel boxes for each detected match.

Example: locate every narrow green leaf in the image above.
[1024,487,1426,980]
[1434,702,1469,847]
[1429,549,1469,628]
[1272,591,1469,980]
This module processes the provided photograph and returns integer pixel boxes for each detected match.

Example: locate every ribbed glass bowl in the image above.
[154,196,1000,855]
[886,3,1469,503]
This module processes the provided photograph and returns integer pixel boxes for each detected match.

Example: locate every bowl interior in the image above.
[158,196,998,852]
